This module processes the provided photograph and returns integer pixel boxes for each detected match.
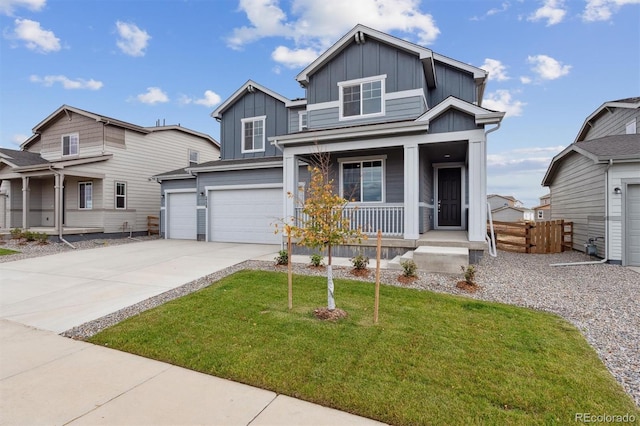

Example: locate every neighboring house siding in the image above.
[429,109,479,134]
[492,208,525,222]
[487,196,512,211]
[583,108,640,140]
[38,112,110,161]
[608,163,640,261]
[219,91,287,160]
[550,152,606,255]
[428,62,477,106]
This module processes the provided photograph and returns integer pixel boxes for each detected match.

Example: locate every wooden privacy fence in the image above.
[147,215,159,236]
[488,220,573,254]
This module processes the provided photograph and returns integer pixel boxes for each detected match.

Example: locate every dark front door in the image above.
[438,168,461,227]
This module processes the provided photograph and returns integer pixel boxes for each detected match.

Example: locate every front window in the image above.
[115,182,126,209]
[339,75,385,120]
[62,133,79,156]
[341,159,384,202]
[79,182,93,209]
[241,116,266,153]
[299,111,308,130]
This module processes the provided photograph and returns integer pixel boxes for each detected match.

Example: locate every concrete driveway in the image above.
[0,239,280,333]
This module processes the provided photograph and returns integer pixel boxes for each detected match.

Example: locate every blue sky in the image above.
[1,0,638,208]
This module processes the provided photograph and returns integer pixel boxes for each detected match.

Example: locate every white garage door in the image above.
[209,186,282,244]
[626,184,640,266]
[167,192,197,240]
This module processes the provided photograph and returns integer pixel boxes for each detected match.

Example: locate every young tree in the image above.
[289,152,366,311]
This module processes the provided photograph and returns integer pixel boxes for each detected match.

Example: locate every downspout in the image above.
[551,159,612,266]
[483,123,501,257]
[49,166,75,249]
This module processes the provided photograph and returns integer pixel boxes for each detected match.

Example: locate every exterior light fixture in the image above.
[613,187,621,194]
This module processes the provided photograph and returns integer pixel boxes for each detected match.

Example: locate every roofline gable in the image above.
[416,96,504,125]
[210,80,290,119]
[574,97,640,142]
[542,144,602,186]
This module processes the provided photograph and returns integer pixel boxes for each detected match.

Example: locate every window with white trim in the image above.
[626,119,637,134]
[537,210,544,219]
[115,182,126,209]
[189,149,199,166]
[79,182,93,210]
[298,111,308,130]
[62,133,79,156]
[241,116,266,153]
[338,75,385,120]
[340,159,384,202]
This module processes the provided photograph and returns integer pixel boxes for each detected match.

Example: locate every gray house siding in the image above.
[427,63,478,106]
[219,91,287,160]
[288,107,306,133]
[550,152,606,255]
[583,108,639,140]
[429,109,479,134]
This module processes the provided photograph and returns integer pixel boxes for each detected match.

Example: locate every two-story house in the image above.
[0,105,219,241]
[542,97,640,265]
[157,24,505,264]
[533,193,551,221]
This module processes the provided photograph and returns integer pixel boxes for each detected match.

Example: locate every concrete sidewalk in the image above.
[0,240,386,425]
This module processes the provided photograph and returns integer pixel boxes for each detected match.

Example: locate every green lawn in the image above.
[90,270,639,425]
[0,248,19,256]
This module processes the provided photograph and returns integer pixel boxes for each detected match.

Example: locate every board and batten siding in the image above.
[428,62,478,107]
[583,108,640,140]
[219,91,287,160]
[550,152,606,255]
[608,163,640,261]
[429,108,480,134]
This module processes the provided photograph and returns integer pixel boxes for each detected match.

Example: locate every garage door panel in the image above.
[627,184,640,266]
[209,188,281,244]
[168,192,197,240]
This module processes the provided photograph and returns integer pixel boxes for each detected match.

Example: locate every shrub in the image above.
[35,232,49,244]
[400,259,418,278]
[23,231,36,242]
[10,228,23,239]
[351,253,369,270]
[274,249,288,266]
[461,265,476,284]
[310,253,324,267]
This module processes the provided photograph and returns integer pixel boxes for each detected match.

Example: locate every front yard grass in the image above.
[0,248,19,256]
[89,270,639,425]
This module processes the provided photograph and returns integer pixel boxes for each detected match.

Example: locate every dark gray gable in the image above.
[0,148,49,167]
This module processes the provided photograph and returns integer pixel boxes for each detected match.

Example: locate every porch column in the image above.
[21,176,29,229]
[54,173,61,232]
[467,138,487,242]
[403,142,420,240]
[283,153,298,227]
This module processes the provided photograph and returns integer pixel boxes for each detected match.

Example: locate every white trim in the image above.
[78,181,93,210]
[163,188,197,240]
[307,101,340,111]
[338,75,386,121]
[433,163,466,230]
[211,80,290,119]
[188,149,199,166]
[206,183,283,192]
[298,111,308,131]
[190,160,282,173]
[115,181,127,210]
[196,205,206,210]
[241,115,266,153]
[338,156,386,203]
[62,133,79,157]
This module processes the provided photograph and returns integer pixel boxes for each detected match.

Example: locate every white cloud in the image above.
[528,0,567,26]
[470,2,510,21]
[136,87,168,104]
[0,0,45,16]
[520,76,532,84]
[11,18,60,53]
[480,58,509,82]
[482,90,525,117]
[115,21,150,57]
[10,133,29,146]
[180,90,222,108]
[582,0,640,22]
[30,74,103,90]
[527,54,571,80]
[227,0,440,67]
[271,45,320,68]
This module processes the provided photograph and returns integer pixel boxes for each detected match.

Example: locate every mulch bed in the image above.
[313,307,348,321]
[456,281,480,292]
[397,275,418,285]
[349,268,370,278]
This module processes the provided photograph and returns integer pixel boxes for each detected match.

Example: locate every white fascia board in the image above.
[155,174,196,182]
[418,96,504,125]
[211,80,290,119]
[189,160,283,173]
[285,99,307,108]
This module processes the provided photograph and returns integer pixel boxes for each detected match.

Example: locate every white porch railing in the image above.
[294,204,404,237]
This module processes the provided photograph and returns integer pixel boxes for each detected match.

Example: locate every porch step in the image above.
[388,250,414,271]
[413,245,469,275]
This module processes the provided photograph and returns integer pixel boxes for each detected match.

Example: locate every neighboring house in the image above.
[533,193,551,221]
[487,194,522,211]
[0,105,219,240]
[157,24,505,262]
[542,97,640,265]
[491,206,534,222]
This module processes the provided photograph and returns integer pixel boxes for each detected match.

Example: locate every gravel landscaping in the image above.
[3,238,638,406]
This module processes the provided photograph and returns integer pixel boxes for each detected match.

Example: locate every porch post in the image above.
[54,173,60,232]
[21,176,29,229]
[283,153,298,226]
[403,142,420,240]
[467,138,487,242]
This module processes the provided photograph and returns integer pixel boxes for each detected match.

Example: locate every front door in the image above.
[438,167,461,227]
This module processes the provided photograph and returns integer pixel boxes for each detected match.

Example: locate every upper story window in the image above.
[537,210,544,220]
[338,75,386,120]
[299,111,308,131]
[241,116,266,153]
[62,133,79,156]
[339,157,385,202]
[189,149,199,166]
[626,119,637,134]
[79,181,93,210]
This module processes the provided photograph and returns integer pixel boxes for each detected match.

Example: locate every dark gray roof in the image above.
[154,166,192,178]
[610,96,640,104]
[0,148,49,167]
[575,134,640,160]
